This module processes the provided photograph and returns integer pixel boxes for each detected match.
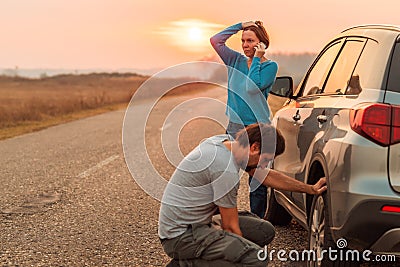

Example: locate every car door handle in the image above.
[317,115,328,123]
[293,110,301,122]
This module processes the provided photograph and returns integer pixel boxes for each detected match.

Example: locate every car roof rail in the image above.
[342,24,400,33]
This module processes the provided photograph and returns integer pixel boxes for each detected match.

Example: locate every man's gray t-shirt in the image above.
[158,134,241,239]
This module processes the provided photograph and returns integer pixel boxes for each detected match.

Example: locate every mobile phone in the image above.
[254,42,266,50]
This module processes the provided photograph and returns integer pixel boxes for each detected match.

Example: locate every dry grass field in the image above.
[0,73,143,126]
[0,73,217,140]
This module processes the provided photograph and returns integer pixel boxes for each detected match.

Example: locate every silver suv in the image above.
[268,25,400,266]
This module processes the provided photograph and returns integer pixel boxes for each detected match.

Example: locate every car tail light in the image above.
[381,205,400,213]
[392,105,400,144]
[350,103,400,146]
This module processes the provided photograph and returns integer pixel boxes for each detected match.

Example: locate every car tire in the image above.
[308,193,360,267]
[264,188,292,226]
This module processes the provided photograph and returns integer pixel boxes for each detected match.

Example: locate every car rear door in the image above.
[385,39,400,193]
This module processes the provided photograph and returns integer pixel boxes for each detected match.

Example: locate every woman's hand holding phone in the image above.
[254,42,266,58]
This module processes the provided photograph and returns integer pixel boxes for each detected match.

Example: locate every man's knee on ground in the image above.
[239,215,276,247]
[261,220,275,245]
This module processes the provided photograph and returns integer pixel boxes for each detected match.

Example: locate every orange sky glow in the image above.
[1,0,400,70]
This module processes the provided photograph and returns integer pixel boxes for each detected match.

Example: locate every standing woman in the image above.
[210,21,278,218]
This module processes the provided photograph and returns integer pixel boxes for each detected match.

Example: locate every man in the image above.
[159,123,327,266]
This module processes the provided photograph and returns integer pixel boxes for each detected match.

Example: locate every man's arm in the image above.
[218,206,242,236]
[248,168,327,195]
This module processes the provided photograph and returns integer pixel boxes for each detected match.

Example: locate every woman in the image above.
[210,21,278,218]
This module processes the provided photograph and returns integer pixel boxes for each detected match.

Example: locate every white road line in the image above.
[77,155,119,178]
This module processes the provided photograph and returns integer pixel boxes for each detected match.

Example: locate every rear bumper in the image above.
[370,228,400,256]
[331,200,400,254]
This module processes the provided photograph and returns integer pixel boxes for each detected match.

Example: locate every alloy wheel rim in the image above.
[309,196,325,267]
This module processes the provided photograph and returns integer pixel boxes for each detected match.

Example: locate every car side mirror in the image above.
[270,76,294,98]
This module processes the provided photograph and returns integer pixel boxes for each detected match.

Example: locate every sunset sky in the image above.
[1,0,400,71]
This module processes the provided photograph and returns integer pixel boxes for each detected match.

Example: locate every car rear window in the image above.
[351,40,383,91]
[387,42,400,93]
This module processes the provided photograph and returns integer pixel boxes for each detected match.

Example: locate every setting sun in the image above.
[188,27,202,41]
[157,19,224,53]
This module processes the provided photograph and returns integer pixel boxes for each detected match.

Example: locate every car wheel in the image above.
[264,188,292,226]
[308,193,360,267]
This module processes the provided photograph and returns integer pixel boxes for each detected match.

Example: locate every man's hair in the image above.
[236,123,285,156]
[243,21,270,49]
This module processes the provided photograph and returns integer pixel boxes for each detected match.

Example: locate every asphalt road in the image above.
[1,87,391,266]
[0,88,235,266]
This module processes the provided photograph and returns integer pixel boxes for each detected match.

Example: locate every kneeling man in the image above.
[158,123,326,266]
